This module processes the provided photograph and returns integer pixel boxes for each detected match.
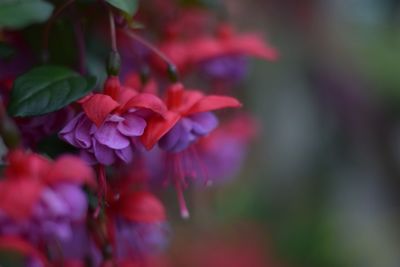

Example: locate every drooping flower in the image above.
[153,24,278,81]
[141,83,242,152]
[59,76,167,165]
[46,223,102,267]
[140,83,241,218]
[0,150,95,246]
[107,191,168,266]
[195,114,259,185]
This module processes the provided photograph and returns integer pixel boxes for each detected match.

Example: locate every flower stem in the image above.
[123,29,180,82]
[108,9,117,52]
[72,13,86,74]
[107,9,121,76]
[42,0,75,62]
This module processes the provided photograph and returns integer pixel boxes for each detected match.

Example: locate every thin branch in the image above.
[108,9,117,52]
[123,29,180,81]
[42,0,76,61]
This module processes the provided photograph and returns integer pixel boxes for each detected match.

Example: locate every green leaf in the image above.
[105,0,138,16]
[0,0,54,29]
[8,65,96,117]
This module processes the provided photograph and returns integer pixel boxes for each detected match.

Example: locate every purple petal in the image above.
[117,113,147,136]
[170,126,192,152]
[74,116,93,148]
[108,114,125,122]
[55,184,88,222]
[80,150,97,165]
[94,121,130,149]
[93,139,116,165]
[59,113,86,147]
[41,220,71,241]
[37,188,69,217]
[59,112,85,134]
[159,120,184,151]
[58,223,90,259]
[159,119,193,152]
[189,112,218,136]
[116,146,134,163]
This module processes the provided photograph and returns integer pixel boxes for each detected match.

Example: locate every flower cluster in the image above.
[0,0,277,265]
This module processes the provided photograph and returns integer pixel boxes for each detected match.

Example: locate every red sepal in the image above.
[140,111,180,150]
[103,76,121,100]
[5,150,51,181]
[116,86,138,107]
[189,37,225,63]
[0,179,43,220]
[45,155,96,188]
[229,34,279,61]
[120,93,168,117]
[81,94,119,126]
[185,95,242,115]
[116,191,166,223]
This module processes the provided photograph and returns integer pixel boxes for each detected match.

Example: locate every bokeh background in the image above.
[166,1,400,267]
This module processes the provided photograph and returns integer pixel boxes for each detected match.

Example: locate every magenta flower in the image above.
[59,76,167,165]
[113,218,169,261]
[0,183,88,243]
[196,114,258,184]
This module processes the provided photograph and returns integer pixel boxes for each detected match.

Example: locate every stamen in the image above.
[94,164,107,218]
[176,154,188,188]
[189,146,210,186]
[172,154,190,219]
[174,179,189,219]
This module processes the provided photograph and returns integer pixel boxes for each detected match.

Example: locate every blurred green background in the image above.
[168,1,400,267]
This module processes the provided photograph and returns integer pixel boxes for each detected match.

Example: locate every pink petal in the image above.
[117,113,146,136]
[45,155,96,188]
[74,117,93,149]
[116,146,134,163]
[185,95,242,115]
[93,139,117,165]
[94,121,130,149]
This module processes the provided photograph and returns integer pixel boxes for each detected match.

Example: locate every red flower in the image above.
[106,190,167,265]
[109,191,166,223]
[155,24,278,74]
[0,150,95,220]
[141,82,242,150]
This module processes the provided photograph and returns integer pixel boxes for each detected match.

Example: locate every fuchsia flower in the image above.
[154,24,278,79]
[195,114,259,184]
[0,150,95,265]
[141,82,242,151]
[107,191,168,266]
[59,76,167,165]
[140,83,241,218]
